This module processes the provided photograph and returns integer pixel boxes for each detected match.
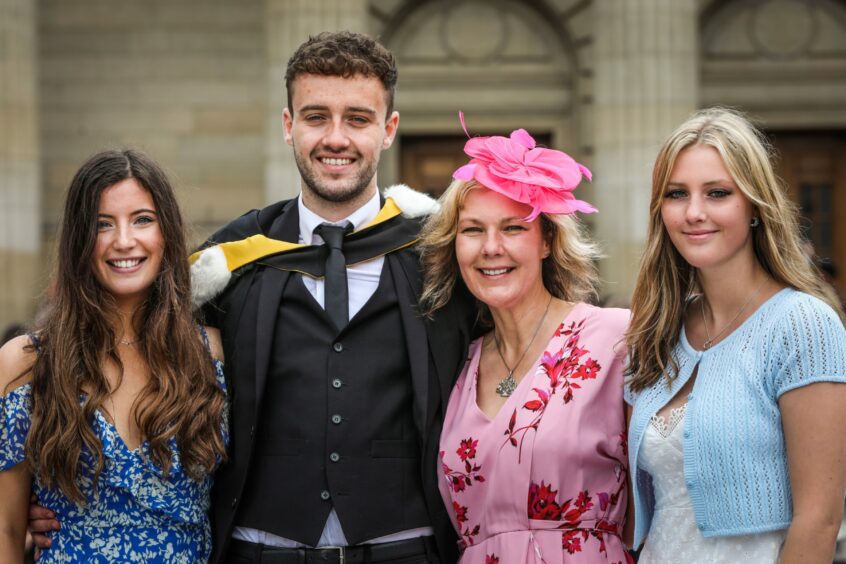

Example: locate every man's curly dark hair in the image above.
[285,31,398,116]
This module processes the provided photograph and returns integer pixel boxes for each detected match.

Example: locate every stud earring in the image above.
[750,217,760,228]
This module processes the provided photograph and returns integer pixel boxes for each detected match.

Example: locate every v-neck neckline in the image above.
[95,409,144,455]
[471,302,587,422]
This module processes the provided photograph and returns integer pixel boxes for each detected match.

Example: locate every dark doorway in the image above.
[771,131,846,296]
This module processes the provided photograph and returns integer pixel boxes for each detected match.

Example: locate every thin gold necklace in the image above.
[493,295,553,397]
[700,276,769,350]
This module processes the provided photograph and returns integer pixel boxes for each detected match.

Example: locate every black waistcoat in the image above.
[235,265,431,545]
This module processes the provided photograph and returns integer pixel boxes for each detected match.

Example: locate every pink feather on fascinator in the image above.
[452,112,596,221]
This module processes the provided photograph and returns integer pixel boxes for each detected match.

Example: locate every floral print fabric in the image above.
[0,358,227,563]
[439,304,631,564]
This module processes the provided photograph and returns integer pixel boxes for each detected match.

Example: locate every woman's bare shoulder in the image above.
[0,335,36,393]
[202,325,224,363]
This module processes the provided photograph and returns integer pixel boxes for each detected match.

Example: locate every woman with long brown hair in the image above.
[626,108,846,562]
[0,150,228,561]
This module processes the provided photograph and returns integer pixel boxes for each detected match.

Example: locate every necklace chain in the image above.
[493,295,553,397]
[700,277,769,350]
[120,336,141,346]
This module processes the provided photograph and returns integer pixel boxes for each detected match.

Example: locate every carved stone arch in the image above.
[369,0,588,190]
[699,0,846,127]
[377,0,582,73]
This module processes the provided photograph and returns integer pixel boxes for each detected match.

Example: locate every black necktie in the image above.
[314,223,351,330]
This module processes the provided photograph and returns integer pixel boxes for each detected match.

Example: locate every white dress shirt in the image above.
[233,190,433,548]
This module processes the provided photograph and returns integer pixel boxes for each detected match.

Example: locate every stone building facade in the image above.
[2,0,845,329]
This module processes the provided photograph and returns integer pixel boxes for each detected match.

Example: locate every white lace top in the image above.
[638,405,785,563]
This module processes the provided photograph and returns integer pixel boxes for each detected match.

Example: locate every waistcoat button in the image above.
[331,414,342,424]
[330,452,340,462]
[320,490,331,501]
[333,342,343,352]
[332,378,342,389]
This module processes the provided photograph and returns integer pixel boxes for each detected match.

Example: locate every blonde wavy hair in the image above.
[626,107,844,393]
[419,179,600,325]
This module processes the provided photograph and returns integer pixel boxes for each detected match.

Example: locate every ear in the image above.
[283,108,294,147]
[542,230,552,259]
[382,110,400,150]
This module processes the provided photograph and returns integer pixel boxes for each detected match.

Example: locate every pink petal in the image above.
[528,187,597,216]
[481,137,527,165]
[510,129,536,150]
[524,149,586,188]
[523,205,543,222]
[568,199,597,214]
[472,166,514,197]
[462,137,486,159]
[496,166,560,189]
[453,163,477,180]
[464,137,525,164]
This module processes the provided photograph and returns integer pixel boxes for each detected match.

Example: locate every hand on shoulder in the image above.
[0,335,36,394]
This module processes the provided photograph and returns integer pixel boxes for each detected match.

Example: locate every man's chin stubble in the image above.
[299,162,377,204]
[304,177,373,203]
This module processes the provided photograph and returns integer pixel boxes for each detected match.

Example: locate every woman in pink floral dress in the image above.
[420,118,632,564]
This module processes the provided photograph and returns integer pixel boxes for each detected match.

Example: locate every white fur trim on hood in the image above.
[191,186,438,308]
[190,245,230,308]
[383,184,440,218]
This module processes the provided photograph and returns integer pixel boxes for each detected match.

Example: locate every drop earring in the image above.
[750,217,760,228]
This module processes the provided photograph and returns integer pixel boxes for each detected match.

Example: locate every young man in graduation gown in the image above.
[191,31,474,564]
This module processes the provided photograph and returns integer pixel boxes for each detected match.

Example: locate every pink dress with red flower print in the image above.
[439,304,631,564]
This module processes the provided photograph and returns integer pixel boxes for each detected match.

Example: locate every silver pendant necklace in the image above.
[493,295,553,397]
[700,276,769,350]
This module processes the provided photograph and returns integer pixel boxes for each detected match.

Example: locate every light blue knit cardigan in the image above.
[626,288,846,548]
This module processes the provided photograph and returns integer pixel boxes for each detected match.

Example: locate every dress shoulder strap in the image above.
[197,324,211,354]
[26,332,42,354]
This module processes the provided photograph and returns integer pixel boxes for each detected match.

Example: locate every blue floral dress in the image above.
[0,333,227,563]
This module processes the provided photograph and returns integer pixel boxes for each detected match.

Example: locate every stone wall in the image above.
[1,0,41,330]
[39,0,267,247]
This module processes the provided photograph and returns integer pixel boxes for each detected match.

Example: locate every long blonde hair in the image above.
[626,107,844,392]
[419,179,600,324]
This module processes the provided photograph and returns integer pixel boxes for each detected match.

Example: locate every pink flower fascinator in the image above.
[452,112,596,221]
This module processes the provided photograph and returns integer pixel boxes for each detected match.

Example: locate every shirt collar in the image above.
[298,190,382,245]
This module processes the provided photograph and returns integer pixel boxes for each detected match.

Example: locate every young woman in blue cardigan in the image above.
[625,108,846,563]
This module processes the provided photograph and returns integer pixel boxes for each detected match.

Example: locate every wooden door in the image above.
[400,133,552,198]
[772,132,846,296]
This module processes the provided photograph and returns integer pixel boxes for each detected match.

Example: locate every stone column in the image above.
[264,0,369,204]
[592,0,698,300]
[0,0,41,330]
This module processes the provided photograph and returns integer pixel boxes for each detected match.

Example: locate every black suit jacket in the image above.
[203,198,474,564]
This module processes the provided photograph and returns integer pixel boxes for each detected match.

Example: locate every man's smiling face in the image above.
[283,73,399,217]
